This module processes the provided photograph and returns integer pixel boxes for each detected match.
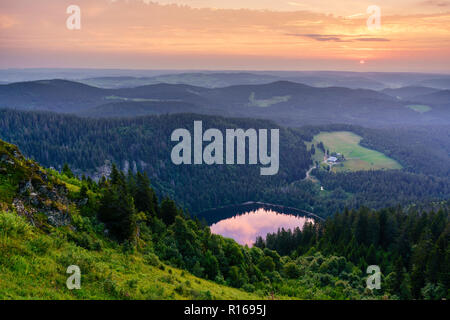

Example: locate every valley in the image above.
[0,71,448,301]
[1,138,447,300]
[1,0,449,303]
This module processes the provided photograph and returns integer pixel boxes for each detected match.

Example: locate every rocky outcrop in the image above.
[1,139,72,228]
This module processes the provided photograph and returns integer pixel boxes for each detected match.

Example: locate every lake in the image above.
[210,208,314,246]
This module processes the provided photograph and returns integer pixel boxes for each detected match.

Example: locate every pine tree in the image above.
[159,197,179,225]
[98,167,136,241]
[134,172,157,218]
[62,163,74,178]
[366,244,377,265]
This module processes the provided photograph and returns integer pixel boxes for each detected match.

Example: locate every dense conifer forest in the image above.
[257,205,449,299]
[0,109,448,218]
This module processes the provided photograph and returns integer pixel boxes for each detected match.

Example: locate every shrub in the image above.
[144,252,161,267]
[258,256,275,273]
[284,262,301,279]
[0,211,32,238]
[242,283,255,293]
[28,236,52,255]
[126,279,138,290]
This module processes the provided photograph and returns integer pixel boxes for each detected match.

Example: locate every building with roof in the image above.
[327,156,338,163]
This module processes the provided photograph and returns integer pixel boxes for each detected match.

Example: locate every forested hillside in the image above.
[257,205,449,300]
[0,109,449,218]
[0,110,311,214]
[1,138,447,300]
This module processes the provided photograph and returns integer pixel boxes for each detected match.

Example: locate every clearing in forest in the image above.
[306,131,402,172]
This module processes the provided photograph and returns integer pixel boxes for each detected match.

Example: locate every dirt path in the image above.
[304,165,316,180]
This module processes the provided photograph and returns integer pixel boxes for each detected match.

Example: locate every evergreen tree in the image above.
[98,166,136,241]
[134,172,157,218]
[62,163,74,178]
[159,198,179,225]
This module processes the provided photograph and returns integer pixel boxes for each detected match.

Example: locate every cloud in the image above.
[354,38,390,42]
[287,34,390,42]
[286,33,350,42]
[419,0,450,6]
[287,2,307,7]
[346,13,366,18]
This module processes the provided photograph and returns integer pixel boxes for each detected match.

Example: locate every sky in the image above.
[1,0,450,72]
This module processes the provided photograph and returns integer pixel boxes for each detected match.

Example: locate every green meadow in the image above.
[104,96,173,102]
[406,105,432,113]
[248,92,291,107]
[308,131,402,172]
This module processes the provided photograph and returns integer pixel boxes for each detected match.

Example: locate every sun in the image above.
[359,60,366,64]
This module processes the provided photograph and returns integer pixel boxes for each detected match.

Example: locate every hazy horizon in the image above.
[1,68,450,76]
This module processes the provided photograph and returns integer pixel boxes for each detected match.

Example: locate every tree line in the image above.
[256,205,449,299]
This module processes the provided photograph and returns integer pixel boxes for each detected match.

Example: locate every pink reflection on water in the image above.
[210,208,314,246]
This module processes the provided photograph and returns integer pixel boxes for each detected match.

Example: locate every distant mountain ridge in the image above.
[0,78,448,127]
[413,89,450,105]
[78,71,450,90]
[381,86,440,100]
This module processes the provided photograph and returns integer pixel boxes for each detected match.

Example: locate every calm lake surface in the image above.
[210,208,314,246]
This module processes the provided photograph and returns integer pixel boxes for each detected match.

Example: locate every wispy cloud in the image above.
[354,38,390,42]
[287,34,390,42]
[419,0,450,7]
[287,2,307,7]
[287,33,350,42]
[346,13,366,19]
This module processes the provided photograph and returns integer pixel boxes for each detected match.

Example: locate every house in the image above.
[327,156,338,163]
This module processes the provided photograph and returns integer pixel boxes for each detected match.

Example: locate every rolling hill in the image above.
[1,79,448,127]
[80,72,281,89]
[79,101,211,118]
[414,78,450,90]
[381,86,440,100]
[413,90,450,105]
[0,80,106,113]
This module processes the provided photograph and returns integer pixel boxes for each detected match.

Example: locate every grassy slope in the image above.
[308,131,402,172]
[0,210,262,300]
[0,139,262,300]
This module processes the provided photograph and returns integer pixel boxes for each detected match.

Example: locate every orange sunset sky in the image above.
[1,0,450,72]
